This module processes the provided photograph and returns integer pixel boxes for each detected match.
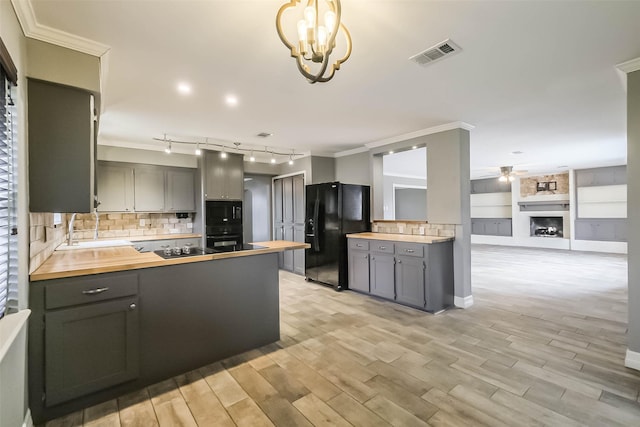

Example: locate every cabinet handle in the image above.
[398,260,402,264]
[356,244,363,247]
[82,287,109,295]
[129,303,137,310]
[364,255,368,259]
[379,246,386,250]
[405,249,415,253]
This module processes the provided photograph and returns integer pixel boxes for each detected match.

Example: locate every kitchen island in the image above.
[28,241,308,423]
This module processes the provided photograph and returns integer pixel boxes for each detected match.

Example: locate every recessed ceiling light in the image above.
[177,82,192,95]
[225,94,239,107]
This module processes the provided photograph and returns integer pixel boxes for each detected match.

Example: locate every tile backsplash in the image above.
[29,212,68,273]
[29,212,194,273]
[372,221,456,238]
[70,212,194,240]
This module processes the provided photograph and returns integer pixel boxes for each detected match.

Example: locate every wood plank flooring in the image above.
[44,244,640,426]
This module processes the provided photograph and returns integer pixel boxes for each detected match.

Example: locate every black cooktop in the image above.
[154,244,267,259]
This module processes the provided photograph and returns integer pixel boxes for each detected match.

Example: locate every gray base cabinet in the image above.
[29,253,280,424]
[574,218,627,242]
[347,237,454,313]
[471,218,512,236]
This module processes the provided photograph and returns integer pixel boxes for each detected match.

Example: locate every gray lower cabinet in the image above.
[347,238,453,313]
[370,253,395,299]
[574,218,627,242]
[471,218,512,236]
[395,255,425,308]
[29,253,280,424]
[30,272,140,410]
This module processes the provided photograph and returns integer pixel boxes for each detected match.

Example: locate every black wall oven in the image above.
[206,201,243,248]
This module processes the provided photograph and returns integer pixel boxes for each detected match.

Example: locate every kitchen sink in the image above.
[55,239,134,251]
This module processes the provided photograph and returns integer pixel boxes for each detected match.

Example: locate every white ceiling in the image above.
[25,0,640,178]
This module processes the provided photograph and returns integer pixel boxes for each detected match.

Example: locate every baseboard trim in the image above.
[23,409,33,427]
[625,349,640,371]
[454,295,474,309]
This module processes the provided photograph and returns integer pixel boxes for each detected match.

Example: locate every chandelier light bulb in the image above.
[325,10,336,34]
[509,175,515,182]
[499,175,507,182]
[317,26,327,50]
[304,6,315,28]
[297,20,308,42]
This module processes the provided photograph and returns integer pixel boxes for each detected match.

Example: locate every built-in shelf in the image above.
[518,200,570,211]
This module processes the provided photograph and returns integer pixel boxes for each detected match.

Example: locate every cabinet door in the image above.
[273,179,284,224]
[293,174,305,224]
[348,250,370,292]
[225,153,245,200]
[484,221,499,236]
[204,151,226,200]
[134,168,165,212]
[45,297,139,406]
[283,225,294,271]
[471,219,484,235]
[28,79,95,213]
[395,256,425,307]
[167,169,195,211]
[293,225,305,275]
[97,163,134,212]
[282,177,294,223]
[370,254,395,299]
[497,219,512,236]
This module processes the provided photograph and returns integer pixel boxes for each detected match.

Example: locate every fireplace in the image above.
[530,216,563,238]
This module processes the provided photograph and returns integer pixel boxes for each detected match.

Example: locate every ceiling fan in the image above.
[474,165,529,181]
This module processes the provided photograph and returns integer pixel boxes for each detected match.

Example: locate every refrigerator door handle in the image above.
[312,198,320,251]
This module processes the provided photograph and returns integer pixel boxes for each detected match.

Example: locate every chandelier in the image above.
[276,0,352,83]
[498,166,515,182]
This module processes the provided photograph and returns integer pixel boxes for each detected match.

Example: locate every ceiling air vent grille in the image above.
[409,39,462,67]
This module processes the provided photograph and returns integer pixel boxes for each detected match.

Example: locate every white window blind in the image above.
[0,69,18,319]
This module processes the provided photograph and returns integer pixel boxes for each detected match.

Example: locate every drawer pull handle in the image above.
[405,249,415,253]
[82,287,109,295]
[379,246,386,250]
[356,244,363,247]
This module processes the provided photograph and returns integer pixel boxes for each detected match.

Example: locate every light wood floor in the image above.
[45,244,640,426]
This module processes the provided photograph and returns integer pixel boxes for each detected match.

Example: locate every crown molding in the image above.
[11,0,110,57]
[364,121,475,149]
[333,146,369,158]
[617,57,640,74]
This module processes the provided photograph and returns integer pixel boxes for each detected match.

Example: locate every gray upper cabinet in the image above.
[134,167,165,212]
[166,169,196,212]
[204,151,244,200]
[576,165,627,187]
[97,162,196,212]
[28,78,96,213]
[97,163,134,212]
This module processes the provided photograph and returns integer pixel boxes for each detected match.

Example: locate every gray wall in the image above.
[310,156,336,184]
[243,174,272,242]
[335,151,370,185]
[395,188,427,220]
[383,175,427,220]
[97,145,197,168]
[628,70,640,355]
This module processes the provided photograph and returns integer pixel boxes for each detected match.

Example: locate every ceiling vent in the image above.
[409,39,462,67]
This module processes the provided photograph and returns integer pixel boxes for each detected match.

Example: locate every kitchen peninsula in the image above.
[28,240,308,423]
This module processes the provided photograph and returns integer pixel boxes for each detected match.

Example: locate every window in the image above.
[0,68,18,319]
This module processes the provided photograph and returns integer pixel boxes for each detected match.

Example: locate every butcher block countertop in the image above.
[30,240,310,281]
[347,232,454,244]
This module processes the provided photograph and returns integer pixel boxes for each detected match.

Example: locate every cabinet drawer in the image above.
[395,243,424,257]
[370,241,394,254]
[46,273,139,309]
[349,239,369,251]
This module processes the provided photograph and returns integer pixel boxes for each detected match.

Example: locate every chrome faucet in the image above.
[93,210,99,240]
[67,213,77,246]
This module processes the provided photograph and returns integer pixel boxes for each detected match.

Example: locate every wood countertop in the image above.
[31,241,310,282]
[346,232,454,244]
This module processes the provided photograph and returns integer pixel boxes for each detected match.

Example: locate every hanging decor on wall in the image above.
[276,0,352,83]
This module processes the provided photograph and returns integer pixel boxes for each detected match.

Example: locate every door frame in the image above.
[271,170,307,241]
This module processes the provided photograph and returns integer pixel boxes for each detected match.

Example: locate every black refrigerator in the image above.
[305,182,370,290]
